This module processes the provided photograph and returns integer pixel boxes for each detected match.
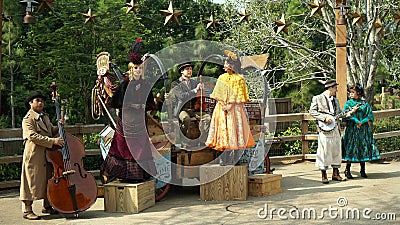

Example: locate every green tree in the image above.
[216,0,399,107]
[1,0,222,127]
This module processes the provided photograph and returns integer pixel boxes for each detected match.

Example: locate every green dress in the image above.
[341,98,381,162]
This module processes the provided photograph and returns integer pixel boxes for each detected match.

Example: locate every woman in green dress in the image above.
[342,84,381,179]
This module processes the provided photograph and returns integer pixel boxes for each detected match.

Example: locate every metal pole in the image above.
[335,0,347,109]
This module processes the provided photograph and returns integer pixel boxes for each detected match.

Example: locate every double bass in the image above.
[46,82,97,216]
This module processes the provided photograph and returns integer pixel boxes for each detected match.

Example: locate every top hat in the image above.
[178,62,194,72]
[324,79,339,88]
[25,91,47,108]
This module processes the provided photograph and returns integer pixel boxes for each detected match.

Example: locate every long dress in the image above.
[102,78,157,181]
[341,98,381,162]
[206,72,255,151]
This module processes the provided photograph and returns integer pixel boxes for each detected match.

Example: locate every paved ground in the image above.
[1,158,399,225]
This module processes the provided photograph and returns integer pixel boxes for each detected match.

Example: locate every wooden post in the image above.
[301,119,309,155]
[335,0,348,109]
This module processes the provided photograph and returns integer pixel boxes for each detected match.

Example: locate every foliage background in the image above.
[1,0,399,129]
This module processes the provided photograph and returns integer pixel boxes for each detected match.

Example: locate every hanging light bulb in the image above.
[20,0,38,24]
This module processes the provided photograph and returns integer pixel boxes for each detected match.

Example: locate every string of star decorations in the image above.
[19,0,400,35]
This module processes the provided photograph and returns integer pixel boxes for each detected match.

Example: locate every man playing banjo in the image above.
[309,79,357,184]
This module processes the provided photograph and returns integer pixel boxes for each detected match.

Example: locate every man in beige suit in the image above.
[20,91,64,220]
[309,80,356,184]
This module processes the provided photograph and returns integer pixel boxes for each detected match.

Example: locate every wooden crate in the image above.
[248,174,282,197]
[176,166,199,179]
[97,185,104,198]
[104,180,155,213]
[200,164,248,201]
[177,150,214,166]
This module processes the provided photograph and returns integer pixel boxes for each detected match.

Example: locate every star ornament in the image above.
[373,18,384,36]
[238,9,250,23]
[160,0,183,26]
[394,11,400,26]
[125,0,139,14]
[308,0,326,17]
[37,0,54,13]
[350,8,364,26]
[82,8,97,24]
[275,14,292,35]
[205,14,219,29]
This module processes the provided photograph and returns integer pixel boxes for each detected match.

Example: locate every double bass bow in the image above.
[46,82,97,216]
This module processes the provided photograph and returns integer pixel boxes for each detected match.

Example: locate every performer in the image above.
[168,62,210,147]
[101,38,157,182]
[20,91,64,220]
[309,79,356,184]
[205,50,255,165]
[342,84,381,179]
[96,52,119,103]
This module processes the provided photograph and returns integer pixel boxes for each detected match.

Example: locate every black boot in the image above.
[360,162,368,178]
[344,163,353,179]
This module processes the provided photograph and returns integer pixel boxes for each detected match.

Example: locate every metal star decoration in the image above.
[160,0,183,26]
[37,0,54,13]
[394,11,400,26]
[307,0,326,17]
[125,0,139,14]
[205,14,219,29]
[82,8,97,24]
[275,13,292,35]
[373,18,384,35]
[349,8,364,26]
[238,9,250,23]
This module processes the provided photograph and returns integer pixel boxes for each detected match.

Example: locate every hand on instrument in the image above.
[54,138,64,147]
[350,107,358,115]
[195,83,203,92]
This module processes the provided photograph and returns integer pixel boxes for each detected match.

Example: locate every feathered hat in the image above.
[224,50,241,73]
[129,38,145,64]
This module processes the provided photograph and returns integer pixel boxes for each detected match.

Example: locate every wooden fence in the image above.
[1,109,399,189]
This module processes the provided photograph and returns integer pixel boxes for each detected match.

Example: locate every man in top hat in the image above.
[309,79,357,184]
[168,62,210,148]
[20,91,64,220]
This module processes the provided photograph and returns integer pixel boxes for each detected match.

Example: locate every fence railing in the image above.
[1,109,399,189]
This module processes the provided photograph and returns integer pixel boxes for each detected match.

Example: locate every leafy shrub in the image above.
[0,162,22,182]
[279,126,302,156]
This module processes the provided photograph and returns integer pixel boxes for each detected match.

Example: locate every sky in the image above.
[213,0,226,4]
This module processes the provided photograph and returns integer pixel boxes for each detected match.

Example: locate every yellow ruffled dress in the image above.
[206,73,255,151]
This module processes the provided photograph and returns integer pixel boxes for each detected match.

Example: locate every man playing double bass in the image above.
[20,91,64,220]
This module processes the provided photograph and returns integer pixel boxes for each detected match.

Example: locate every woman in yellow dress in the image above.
[206,50,255,165]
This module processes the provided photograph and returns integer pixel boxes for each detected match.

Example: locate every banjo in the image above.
[318,102,365,132]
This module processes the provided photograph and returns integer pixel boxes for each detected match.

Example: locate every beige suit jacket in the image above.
[20,109,58,201]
